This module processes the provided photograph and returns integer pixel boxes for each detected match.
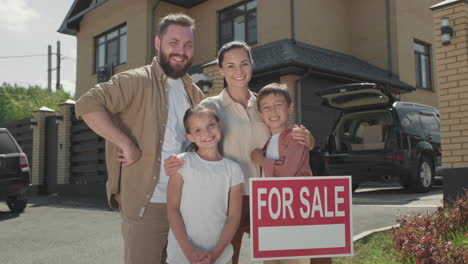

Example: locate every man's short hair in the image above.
[257,83,292,111]
[158,13,195,37]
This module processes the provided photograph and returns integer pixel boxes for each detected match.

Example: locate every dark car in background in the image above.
[317,83,441,193]
[0,128,30,212]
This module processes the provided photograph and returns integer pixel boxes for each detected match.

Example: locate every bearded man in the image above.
[75,13,204,264]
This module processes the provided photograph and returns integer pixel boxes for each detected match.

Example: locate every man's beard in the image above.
[159,49,192,79]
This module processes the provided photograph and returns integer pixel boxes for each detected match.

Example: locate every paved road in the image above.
[0,184,443,264]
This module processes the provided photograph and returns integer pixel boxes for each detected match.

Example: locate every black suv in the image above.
[317,83,441,193]
[0,128,30,212]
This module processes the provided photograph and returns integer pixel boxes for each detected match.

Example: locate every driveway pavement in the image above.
[0,184,443,264]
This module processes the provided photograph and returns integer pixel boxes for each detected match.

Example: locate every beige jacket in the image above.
[75,57,204,218]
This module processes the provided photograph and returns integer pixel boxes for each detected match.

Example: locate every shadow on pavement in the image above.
[27,194,115,212]
[352,184,443,206]
[0,210,21,221]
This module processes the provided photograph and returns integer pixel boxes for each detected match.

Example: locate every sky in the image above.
[0,0,77,95]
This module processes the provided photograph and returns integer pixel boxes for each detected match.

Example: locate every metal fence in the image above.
[70,108,107,184]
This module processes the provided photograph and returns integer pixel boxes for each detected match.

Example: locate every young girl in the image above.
[166,105,243,264]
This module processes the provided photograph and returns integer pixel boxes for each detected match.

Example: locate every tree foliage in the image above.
[0,82,74,122]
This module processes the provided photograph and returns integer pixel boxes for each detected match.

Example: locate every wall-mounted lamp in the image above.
[55,113,64,125]
[199,80,213,93]
[191,73,213,93]
[30,118,37,129]
[440,17,453,45]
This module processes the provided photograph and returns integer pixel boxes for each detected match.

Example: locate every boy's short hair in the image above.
[158,13,195,37]
[257,83,292,111]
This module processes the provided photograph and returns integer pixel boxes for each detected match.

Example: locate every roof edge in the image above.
[431,0,468,10]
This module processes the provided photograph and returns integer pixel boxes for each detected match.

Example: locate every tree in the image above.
[0,83,74,122]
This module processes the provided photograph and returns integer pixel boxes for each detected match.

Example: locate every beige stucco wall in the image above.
[75,0,151,97]
[396,0,440,107]
[349,0,389,70]
[186,0,290,65]
[72,0,439,111]
[295,0,351,54]
[186,0,241,65]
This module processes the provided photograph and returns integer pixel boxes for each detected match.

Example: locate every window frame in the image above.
[413,40,433,90]
[217,0,257,49]
[94,23,127,74]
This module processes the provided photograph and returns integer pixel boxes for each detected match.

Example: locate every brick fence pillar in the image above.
[57,100,76,185]
[431,0,468,203]
[203,62,225,97]
[30,106,56,194]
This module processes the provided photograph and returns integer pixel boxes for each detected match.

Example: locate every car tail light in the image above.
[323,157,330,163]
[385,154,402,161]
[19,153,30,171]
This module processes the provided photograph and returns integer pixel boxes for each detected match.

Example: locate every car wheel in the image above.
[410,156,433,193]
[7,198,27,213]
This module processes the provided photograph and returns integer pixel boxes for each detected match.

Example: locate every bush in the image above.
[391,191,468,264]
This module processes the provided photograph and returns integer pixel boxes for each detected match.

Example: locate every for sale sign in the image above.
[250,176,353,260]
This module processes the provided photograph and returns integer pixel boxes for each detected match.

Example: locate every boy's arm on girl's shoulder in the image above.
[167,173,205,263]
[209,183,243,262]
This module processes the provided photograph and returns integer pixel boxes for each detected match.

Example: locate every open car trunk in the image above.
[326,109,399,182]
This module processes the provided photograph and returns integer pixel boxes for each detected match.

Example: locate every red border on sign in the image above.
[250,176,353,260]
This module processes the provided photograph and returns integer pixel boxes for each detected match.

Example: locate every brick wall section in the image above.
[203,63,225,97]
[31,108,56,187]
[57,100,76,184]
[433,2,468,168]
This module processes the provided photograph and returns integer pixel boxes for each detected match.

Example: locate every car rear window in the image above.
[419,113,439,132]
[0,132,19,154]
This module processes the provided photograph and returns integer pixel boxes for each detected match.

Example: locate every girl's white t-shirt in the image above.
[167,152,244,264]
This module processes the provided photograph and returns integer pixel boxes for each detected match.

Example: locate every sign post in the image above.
[250,176,353,261]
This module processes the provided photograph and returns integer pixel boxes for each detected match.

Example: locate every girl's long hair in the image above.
[183,105,223,154]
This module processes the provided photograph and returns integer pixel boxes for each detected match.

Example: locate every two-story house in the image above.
[59,0,440,147]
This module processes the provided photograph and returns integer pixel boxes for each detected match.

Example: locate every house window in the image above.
[95,24,127,73]
[414,41,432,89]
[218,0,257,48]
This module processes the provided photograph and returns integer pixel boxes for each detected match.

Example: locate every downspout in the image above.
[385,0,393,88]
[294,70,313,124]
[151,0,162,60]
[291,0,295,43]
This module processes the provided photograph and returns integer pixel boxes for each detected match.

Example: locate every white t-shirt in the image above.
[167,152,244,264]
[265,133,280,160]
[263,133,280,178]
[151,78,191,203]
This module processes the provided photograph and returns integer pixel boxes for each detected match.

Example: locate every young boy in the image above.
[251,83,332,264]
[251,83,312,178]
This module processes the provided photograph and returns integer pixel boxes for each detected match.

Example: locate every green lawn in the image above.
[332,230,406,264]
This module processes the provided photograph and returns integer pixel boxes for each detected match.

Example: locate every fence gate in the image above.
[45,116,58,194]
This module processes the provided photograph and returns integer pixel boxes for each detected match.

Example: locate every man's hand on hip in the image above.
[117,142,142,167]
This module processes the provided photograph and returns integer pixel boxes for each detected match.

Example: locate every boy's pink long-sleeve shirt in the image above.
[260,126,313,177]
